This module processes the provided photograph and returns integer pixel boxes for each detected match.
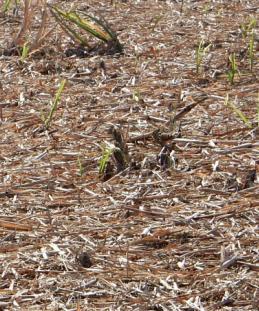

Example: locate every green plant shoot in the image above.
[2,0,11,12]
[150,15,163,32]
[248,30,255,71]
[2,0,20,13]
[257,92,259,127]
[224,94,252,129]
[77,154,84,177]
[49,5,122,52]
[133,89,141,102]
[20,42,29,61]
[2,0,12,12]
[99,146,113,175]
[227,53,238,84]
[240,17,256,38]
[195,40,211,74]
[44,79,66,129]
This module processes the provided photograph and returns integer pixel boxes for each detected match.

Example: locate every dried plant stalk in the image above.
[12,0,33,46]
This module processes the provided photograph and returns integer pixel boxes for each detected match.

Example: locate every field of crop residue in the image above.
[0,0,258,310]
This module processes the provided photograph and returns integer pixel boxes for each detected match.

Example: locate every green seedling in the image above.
[150,15,163,32]
[240,17,256,72]
[2,0,19,13]
[257,92,259,127]
[2,0,12,12]
[99,145,114,175]
[77,155,84,177]
[133,89,141,103]
[20,41,29,61]
[44,79,66,129]
[240,17,256,38]
[248,30,255,71]
[224,94,252,128]
[195,39,211,74]
[227,53,238,84]
[2,0,20,18]
[203,3,211,15]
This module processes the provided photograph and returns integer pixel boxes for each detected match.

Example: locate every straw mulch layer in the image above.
[0,0,258,310]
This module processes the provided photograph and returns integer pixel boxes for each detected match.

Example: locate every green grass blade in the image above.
[21,41,29,61]
[2,0,12,12]
[80,12,116,40]
[249,31,255,71]
[225,94,252,128]
[257,92,259,127]
[49,6,112,43]
[72,11,112,42]
[99,147,113,175]
[50,8,90,47]
[77,154,84,177]
[45,79,66,129]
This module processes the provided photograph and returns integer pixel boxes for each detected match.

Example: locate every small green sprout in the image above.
[77,155,84,177]
[99,145,114,175]
[195,39,211,74]
[2,0,11,12]
[227,53,238,85]
[224,94,252,128]
[203,4,211,15]
[257,92,259,127]
[248,30,255,71]
[2,0,13,12]
[2,0,20,14]
[20,42,29,61]
[240,17,256,39]
[133,89,141,103]
[150,15,163,32]
[44,79,66,129]
[240,18,256,72]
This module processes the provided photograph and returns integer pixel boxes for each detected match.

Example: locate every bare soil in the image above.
[0,1,258,310]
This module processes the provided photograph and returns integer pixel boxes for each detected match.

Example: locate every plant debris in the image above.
[0,0,258,310]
